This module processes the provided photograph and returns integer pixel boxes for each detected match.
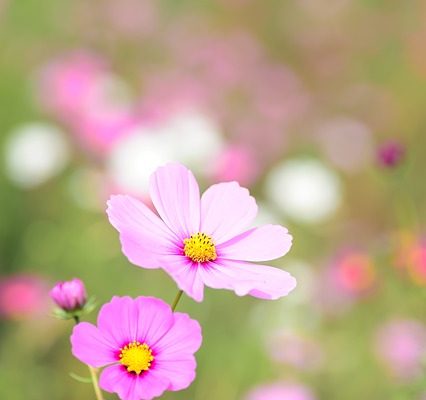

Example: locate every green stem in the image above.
[88,366,104,400]
[171,290,184,311]
[73,316,104,400]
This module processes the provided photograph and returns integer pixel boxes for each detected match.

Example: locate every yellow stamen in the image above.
[119,341,154,375]
[183,232,217,263]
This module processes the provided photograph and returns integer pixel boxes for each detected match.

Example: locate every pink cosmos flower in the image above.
[50,278,87,311]
[71,296,202,400]
[107,163,296,302]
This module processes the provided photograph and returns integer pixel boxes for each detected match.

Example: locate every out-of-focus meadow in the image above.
[1,0,426,399]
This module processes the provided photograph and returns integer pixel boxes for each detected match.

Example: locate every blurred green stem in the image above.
[171,290,184,311]
[73,316,105,400]
[88,366,104,400]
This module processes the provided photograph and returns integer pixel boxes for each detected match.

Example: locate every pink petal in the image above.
[149,163,201,239]
[201,182,257,244]
[97,296,174,347]
[138,369,174,400]
[217,225,292,262]
[155,313,202,358]
[154,313,202,391]
[70,322,117,367]
[153,358,197,392]
[107,195,179,269]
[199,259,297,300]
[133,296,175,346]
[97,296,138,346]
[99,365,133,399]
[160,255,205,302]
[100,365,169,400]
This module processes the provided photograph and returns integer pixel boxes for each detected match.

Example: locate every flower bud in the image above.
[50,278,87,311]
[377,140,405,168]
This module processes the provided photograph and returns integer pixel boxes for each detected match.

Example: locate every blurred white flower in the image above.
[107,111,224,195]
[165,112,224,169]
[264,158,342,223]
[4,122,70,189]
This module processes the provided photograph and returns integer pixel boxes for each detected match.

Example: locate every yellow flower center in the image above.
[119,341,154,375]
[183,232,217,263]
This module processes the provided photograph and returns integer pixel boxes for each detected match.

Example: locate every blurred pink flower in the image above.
[71,296,202,400]
[138,71,210,125]
[266,330,323,371]
[37,51,138,154]
[377,140,405,168]
[246,383,316,400]
[330,251,376,296]
[315,250,376,315]
[0,274,48,320]
[50,278,87,311]
[107,163,296,302]
[71,103,138,154]
[171,32,262,89]
[165,32,309,162]
[210,145,260,186]
[37,51,106,119]
[375,319,426,382]
[103,0,159,38]
[316,117,373,173]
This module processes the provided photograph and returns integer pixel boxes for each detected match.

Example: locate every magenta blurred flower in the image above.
[0,274,48,320]
[377,140,405,168]
[71,296,202,400]
[107,163,296,302]
[50,278,87,311]
[375,319,426,381]
[246,383,316,400]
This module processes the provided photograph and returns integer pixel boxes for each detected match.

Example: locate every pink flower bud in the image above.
[377,140,405,168]
[50,278,87,311]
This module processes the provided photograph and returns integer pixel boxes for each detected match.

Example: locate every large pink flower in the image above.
[107,163,296,302]
[71,296,202,400]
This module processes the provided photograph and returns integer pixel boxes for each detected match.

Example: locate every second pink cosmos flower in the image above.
[107,163,296,302]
